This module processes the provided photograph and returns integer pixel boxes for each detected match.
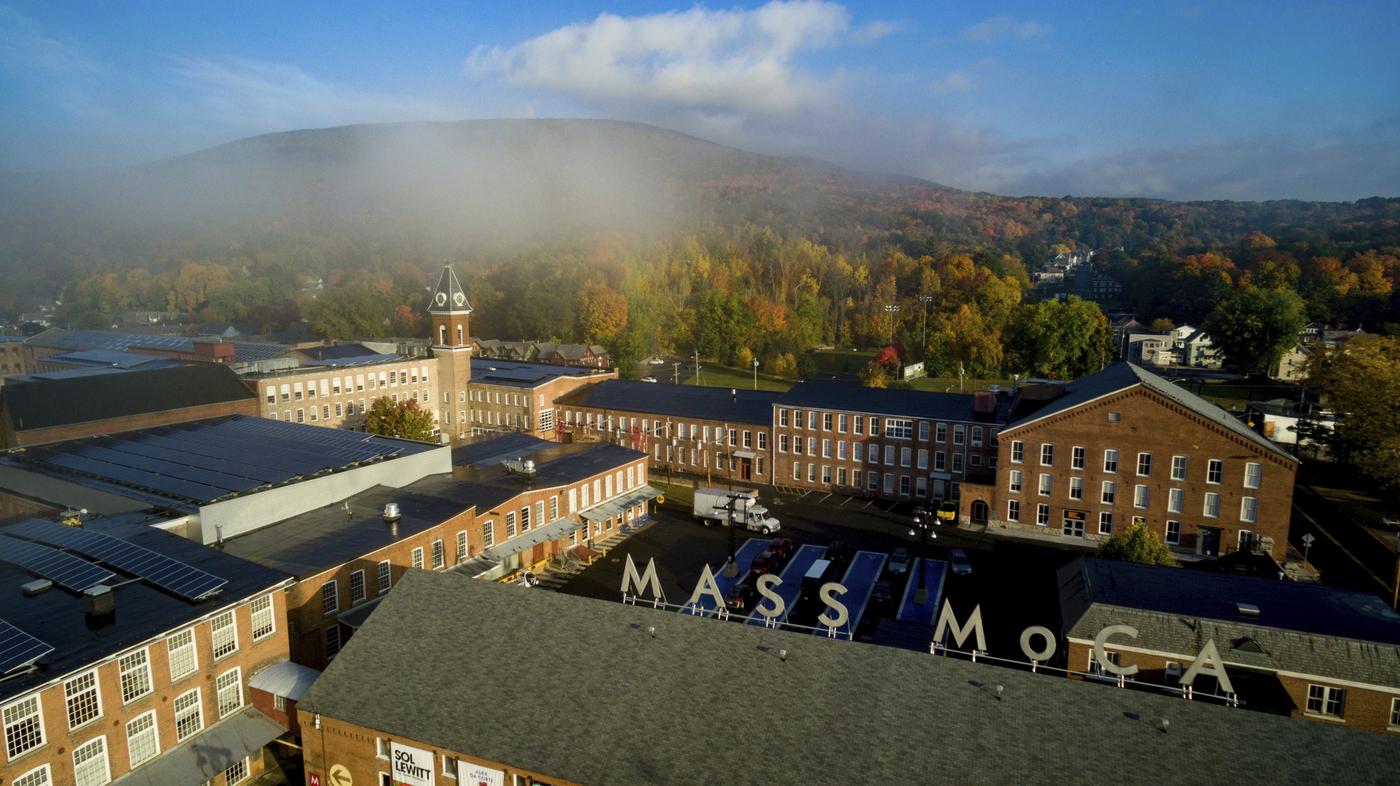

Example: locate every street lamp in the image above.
[882,304,900,346]
[752,358,760,390]
[917,295,935,355]
[908,520,938,605]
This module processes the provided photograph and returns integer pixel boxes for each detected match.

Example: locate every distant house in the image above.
[1123,332,1176,367]
[1272,326,1368,382]
[1110,315,1144,359]
[1180,328,1222,369]
[536,343,610,369]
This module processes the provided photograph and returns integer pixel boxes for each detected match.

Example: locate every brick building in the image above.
[557,381,780,485]
[427,265,474,440]
[463,358,614,441]
[0,514,295,786]
[772,382,1005,500]
[245,354,439,433]
[960,363,1298,561]
[0,336,29,385]
[0,364,260,448]
[294,570,1400,786]
[1058,558,1400,734]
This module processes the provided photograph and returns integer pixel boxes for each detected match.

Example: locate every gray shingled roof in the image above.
[427,265,471,314]
[299,571,1400,785]
[1004,362,1295,461]
[1,364,255,431]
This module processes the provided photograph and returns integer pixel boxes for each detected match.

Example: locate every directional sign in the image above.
[1301,533,1315,546]
[329,764,353,786]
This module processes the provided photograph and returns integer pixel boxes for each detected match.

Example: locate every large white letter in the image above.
[1180,639,1235,695]
[620,554,663,603]
[816,582,849,631]
[1019,625,1057,662]
[685,564,726,610]
[934,601,987,652]
[1093,625,1139,676]
[754,573,785,619]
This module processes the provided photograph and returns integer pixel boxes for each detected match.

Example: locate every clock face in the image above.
[435,292,447,306]
[453,292,466,307]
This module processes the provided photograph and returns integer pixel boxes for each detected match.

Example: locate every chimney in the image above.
[84,585,115,619]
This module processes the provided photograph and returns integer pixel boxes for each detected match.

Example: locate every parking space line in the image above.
[816,492,832,504]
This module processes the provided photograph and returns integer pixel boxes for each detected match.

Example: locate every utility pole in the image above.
[693,349,701,386]
[918,295,934,355]
[752,358,760,390]
[883,304,900,347]
[672,362,680,385]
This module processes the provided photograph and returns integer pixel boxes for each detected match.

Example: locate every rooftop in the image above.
[27,328,291,363]
[471,357,606,387]
[1,364,255,432]
[0,512,289,704]
[300,571,1400,785]
[777,380,1009,423]
[558,379,780,425]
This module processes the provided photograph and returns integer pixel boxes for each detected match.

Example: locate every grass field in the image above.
[682,364,792,392]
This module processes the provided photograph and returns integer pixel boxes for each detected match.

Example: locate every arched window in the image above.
[456,324,464,344]
[438,325,447,345]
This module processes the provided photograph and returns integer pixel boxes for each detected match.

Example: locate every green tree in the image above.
[1202,287,1307,376]
[1309,335,1400,498]
[1007,296,1111,379]
[364,397,436,442]
[1148,317,1175,333]
[1097,519,1179,567]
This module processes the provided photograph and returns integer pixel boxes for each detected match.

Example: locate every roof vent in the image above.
[84,584,115,618]
[21,579,52,597]
[383,503,401,524]
[504,458,537,477]
[1235,602,1261,618]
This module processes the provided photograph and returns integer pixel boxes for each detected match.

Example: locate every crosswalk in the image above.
[533,518,657,589]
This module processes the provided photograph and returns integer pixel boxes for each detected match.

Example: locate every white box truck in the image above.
[692,487,781,534]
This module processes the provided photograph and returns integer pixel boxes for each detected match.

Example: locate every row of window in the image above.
[776,410,988,446]
[778,439,991,473]
[263,368,428,403]
[566,412,769,451]
[653,444,767,477]
[1009,471,1259,524]
[788,465,956,498]
[1010,444,1263,488]
[1007,501,1258,546]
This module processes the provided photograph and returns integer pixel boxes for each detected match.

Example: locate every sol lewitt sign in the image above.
[391,742,435,786]
[458,762,505,786]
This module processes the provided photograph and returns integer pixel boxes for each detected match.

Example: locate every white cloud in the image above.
[931,58,996,95]
[466,1,891,115]
[0,4,103,76]
[959,15,1051,43]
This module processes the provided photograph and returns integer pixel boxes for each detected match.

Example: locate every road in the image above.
[1291,485,1399,596]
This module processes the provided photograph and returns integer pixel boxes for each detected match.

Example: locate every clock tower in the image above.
[427,264,472,440]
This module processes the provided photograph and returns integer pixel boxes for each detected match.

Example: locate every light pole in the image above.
[882,304,900,347]
[752,358,760,390]
[918,295,934,355]
[908,521,937,605]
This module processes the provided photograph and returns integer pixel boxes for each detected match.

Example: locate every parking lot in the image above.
[558,496,1080,664]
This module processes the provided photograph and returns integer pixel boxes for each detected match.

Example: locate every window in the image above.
[162,629,198,684]
[1070,446,1085,470]
[1103,449,1119,473]
[1101,481,1117,505]
[1207,459,1223,484]
[971,427,983,448]
[1136,452,1152,477]
[225,757,250,785]
[1009,470,1022,493]
[900,447,911,467]
[1098,511,1113,535]
[1165,520,1181,545]
[324,625,342,661]
[13,766,51,786]
[118,649,152,703]
[455,531,468,561]
[934,451,946,471]
[1204,492,1220,518]
[916,420,927,440]
[779,435,789,453]
[1007,500,1020,522]
[320,580,339,615]
[779,409,789,427]
[412,546,425,568]
[1040,444,1054,466]
[1244,462,1261,489]
[885,418,913,439]
[1306,685,1346,718]
[349,570,366,604]
[72,736,109,786]
[216,669,243,718]
[125,713,158,768]
[4,695,45,759]
[1171,456,1187,481]
[822,439,831,458]
[824,413,833,430]
[883,445,895,466]
[1036,504,1050,527]
[916,449,927,469]
[1389,697,1400,729]
[1240,496,1258,523]
[953,425,965,446]
[935,422,946,443]
[838,441,848,460]
[550,497,559,520]
[1038,474,1052,496]
[1168,488,1184,514]
[1010,440,1023,463]
[251,594,276,641]
[951,453,963,474]
[65,671,102,730]
[853,442,863,462]
[757,432,767,450]
[173,689,203,741]
[1133,484,1149,509]
[1108,411,1121,423]
[212,611,238,659]
[432,539,445,569]
[854,416,864,435]
[376,560,392,594]
[1069,477,1084,501]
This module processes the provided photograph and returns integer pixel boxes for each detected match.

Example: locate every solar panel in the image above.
[0,618,54,674]
[7,520,227,601]
[0,535,115,592]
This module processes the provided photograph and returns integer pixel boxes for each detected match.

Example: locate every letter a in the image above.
[685,564,726,611]
[1181,639,1235,695]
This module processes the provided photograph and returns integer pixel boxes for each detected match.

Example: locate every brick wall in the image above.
[560,405,770,486]
[253,359,439,433]
[6,398,261,448]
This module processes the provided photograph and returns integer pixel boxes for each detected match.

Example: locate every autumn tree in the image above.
[1308,334,1400,498]
[1006,297,1111,379]
[578,280,629,342]
[859,360,889,388]
[1202,287,1307,376]
[303,284,389,340]
[1097,519,1179,567]
[365,397,436,442]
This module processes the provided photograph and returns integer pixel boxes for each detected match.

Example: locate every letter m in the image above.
[933,600,987,653]
[620,554,665,607]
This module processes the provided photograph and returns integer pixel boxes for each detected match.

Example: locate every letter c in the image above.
[1093,624,1139,676]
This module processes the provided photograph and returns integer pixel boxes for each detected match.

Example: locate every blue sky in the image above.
[1,1,1396,200]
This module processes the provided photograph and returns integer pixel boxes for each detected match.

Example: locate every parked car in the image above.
[825,540,854,571]
[640,377,658,383]
[726,582,757,612]
[950,548,973,576]
[888,547,911,575]
[871,579,895,610]
[937,500,958,524]
[766,537,795,562]
[749,550,778,577]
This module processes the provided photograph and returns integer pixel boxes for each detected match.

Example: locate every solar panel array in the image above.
[8,519,228,601]
[10,416,429,506]
[0,618,54,674]
[0,535,115,592]
[36,330,291,364]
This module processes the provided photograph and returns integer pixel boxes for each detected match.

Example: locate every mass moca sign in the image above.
[620,554,1235,694]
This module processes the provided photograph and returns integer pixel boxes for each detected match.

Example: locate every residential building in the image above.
[532,342,609,369]
[295,570,1400,786]
[0,365,260,448]
[961,363,1298,561]
[557,381,780,484]
[0,513,295,786]
[1179,328,1221,369]
[0,336,27,386]
[1058,558,1400,734]
[1123,332,1177,367]
[1272,326,1369,382]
